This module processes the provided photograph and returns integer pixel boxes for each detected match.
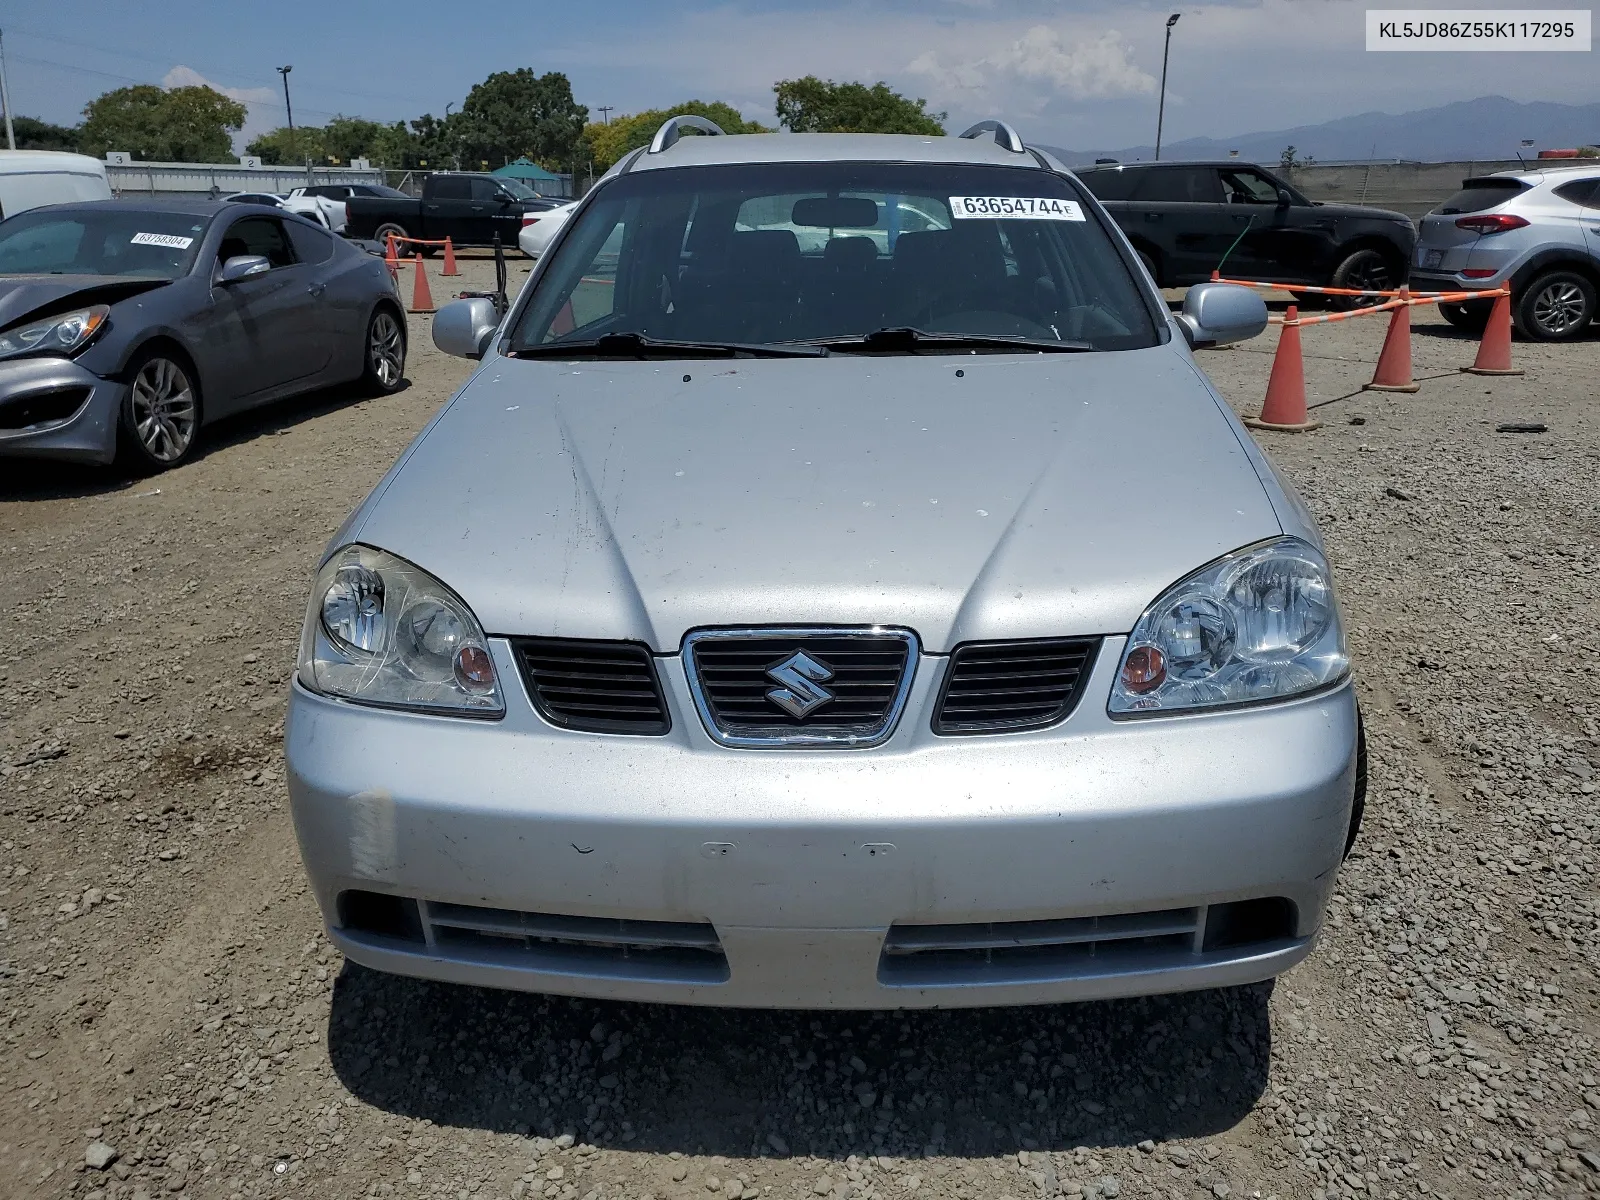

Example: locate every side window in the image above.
[219,217,295,269]
[1134,168,1222,203]
[286,220,334,264]
[470,177,503,202]
[430,176,470,201]
[1219,169,1281,204]
[1553,179,1600,208]
[1079,170,1139,201]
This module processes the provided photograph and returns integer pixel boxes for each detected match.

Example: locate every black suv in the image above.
[1077,161,1416,306]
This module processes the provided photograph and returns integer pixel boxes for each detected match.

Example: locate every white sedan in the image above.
[517,200,577,258]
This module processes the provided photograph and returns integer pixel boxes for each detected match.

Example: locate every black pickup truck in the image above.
[344,173,551,253]
[1076,161,1416,307]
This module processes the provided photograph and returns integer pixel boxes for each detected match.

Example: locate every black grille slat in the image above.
[513,638,670,735]
[932,638,1101,735]
[685,630,915,747]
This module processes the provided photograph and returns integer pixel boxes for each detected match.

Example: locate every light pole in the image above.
[598,106,614,125]
[0,28,16,151]
[1154,13,1180,161]
[277,65,294,155]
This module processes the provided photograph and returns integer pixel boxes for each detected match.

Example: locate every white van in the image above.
[0,150,113,220]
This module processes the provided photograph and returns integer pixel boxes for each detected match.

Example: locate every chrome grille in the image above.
[682,627,919,748]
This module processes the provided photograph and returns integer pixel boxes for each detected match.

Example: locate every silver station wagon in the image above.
[287,117,1365,1009]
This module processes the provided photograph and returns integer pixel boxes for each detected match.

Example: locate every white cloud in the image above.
[910,26,1156,108]
[162,66,281,150]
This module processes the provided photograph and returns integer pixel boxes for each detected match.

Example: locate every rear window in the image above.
[511,160,1161,354]
[1435,178,1527,215]
[430,176,471,201]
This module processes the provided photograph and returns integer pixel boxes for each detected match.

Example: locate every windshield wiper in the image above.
[801,327,1093,354]
[510,332,826,359]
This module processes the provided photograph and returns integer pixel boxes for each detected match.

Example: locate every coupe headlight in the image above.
[297,545,503,717]
[1109,537,1348,716]
[0,305,110,361]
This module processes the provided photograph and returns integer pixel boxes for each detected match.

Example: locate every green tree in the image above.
[582,101,769,172]
[773,77,944,135]
[12,116,80,152]
[80,84,246,162]
[245,125,327,166]
[455,69,587,169]
[321,115,390,164]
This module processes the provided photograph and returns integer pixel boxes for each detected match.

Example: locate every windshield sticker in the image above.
[130,232,194,249]
[949,196,1085,221]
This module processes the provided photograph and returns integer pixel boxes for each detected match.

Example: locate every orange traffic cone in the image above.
[1461,285,1522,376]
[384,233,399,271]
[1244,306,1320,432]
[408,253,435,314]
[1365,288,1420,392]
[441,237,459,277]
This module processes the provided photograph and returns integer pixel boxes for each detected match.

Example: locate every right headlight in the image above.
[0,305,109,362]
[1109,537,1348,716]
[297,544,503,717]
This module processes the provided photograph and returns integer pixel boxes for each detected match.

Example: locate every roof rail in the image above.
[648,115,727,154]
[959,120,1027,154]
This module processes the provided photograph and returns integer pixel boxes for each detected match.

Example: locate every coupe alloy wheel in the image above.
[369,311,404,387]
[130,357,197,463]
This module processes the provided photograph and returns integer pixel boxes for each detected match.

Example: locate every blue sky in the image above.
[4,0,1596,153]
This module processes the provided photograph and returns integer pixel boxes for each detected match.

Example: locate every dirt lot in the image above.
[2,262,1597,1200]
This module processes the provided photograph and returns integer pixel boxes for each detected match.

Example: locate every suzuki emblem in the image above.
[765,650,836,719]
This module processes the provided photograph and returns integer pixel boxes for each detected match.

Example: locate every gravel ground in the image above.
[1,268,1597,1200]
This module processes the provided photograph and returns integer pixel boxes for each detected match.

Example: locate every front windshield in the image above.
[0,208,206,279]
[510,162,1160,354]
[499,179,540,201]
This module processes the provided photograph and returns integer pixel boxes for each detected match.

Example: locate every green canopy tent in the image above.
[492,157,570,196]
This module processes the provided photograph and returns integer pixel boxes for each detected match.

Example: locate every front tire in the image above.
[1514,270,1596,342]
[1328,247,1398,312]
[362,306,407,395]
[117,349,201,472]
[1344,712,1367,859]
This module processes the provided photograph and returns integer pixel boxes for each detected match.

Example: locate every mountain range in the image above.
[1038,95,1600,166]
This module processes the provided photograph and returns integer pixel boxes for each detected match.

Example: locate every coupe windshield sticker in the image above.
[130,232,194,249]
[949,196,1085,221]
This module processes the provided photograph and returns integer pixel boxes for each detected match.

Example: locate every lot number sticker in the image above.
[949,196,1085,221]
[131,232,194,249]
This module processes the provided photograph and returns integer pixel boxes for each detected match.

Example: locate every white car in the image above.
[222,191,329,229]
[517,200,577,258]
[0,150,111,219]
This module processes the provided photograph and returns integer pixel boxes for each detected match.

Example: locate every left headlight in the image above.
[1109,537,1348,717]
[0,305,110,361]
[297,544,504,717]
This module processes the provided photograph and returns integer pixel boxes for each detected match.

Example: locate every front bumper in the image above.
[0,356,124,464]
[287,638,1359,1008]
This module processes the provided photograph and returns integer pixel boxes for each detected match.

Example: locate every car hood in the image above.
[0,274,171,330]
[351,348,1282,651]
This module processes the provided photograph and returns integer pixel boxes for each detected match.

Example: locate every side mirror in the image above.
[433,297,501,359]
[1276,186,1294,207]
[218,255,271,283]
[1176,282,1268,349]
